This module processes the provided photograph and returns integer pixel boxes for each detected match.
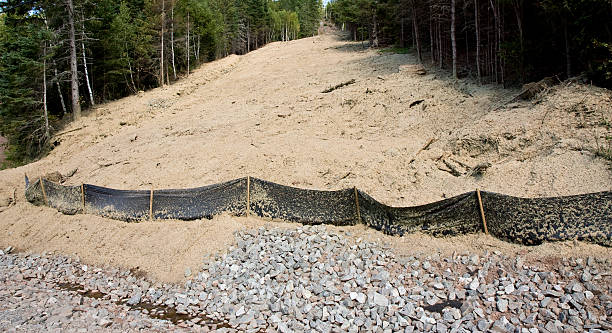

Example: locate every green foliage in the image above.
[379,46,411,54]
[588,40,612,88]
[0,11,50,166]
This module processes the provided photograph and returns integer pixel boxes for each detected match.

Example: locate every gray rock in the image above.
[496,298,509,312]
[371,292,389,307]
[99,319,113,328]
[127,291,142,305]
[477,319,489,331]
[581,271,592,282]
[468,279,480,291]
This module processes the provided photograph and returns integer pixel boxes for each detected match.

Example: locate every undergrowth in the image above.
[379,46,412,54]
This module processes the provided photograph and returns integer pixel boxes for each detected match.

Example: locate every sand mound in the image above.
[0,32,610,282]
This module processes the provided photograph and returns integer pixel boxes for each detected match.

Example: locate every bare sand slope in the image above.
[0,32,610,282]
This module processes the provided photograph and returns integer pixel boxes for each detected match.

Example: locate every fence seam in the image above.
[39,177,48,206]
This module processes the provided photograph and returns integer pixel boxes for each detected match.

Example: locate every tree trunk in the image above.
[401,18,405,48]
[371,12,379,47]
[438,20,442,69]
[411,1,422,63]
[451,0,457,78]
[464,5,469,69]
[512,0,524,82]
[490,0,498,83]
[564,21,571,77]
[499,3,505,87]
[186,10,190,76]
[429,7,434,64]
[475,0,481,83]
[81,14,94,106]
[171,1,176,80]
[43,38,49,140]
[53,64,67,114]
[160,0,165,86]
[67,0,81,120]
[126,45,137,93]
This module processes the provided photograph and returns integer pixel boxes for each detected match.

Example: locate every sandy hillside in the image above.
[0,31,610,283]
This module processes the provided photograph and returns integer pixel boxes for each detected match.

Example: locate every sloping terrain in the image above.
[0,31,610,282]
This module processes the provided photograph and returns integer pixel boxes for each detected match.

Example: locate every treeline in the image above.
[0,0,322,166]
[327,0,612,87]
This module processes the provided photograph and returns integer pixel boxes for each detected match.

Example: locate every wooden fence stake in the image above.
[246,176,251,217]
[149,189,154,221]
[81,184,85,213]
[354,187,362,225]
[476,189,488,234]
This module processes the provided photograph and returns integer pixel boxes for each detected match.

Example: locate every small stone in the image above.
[581,271,592,282]
[468,279,480,291]
[372,292,389,307]
[99,319,113,328]
[477,319,489,331]
[504,284,515,294]
[236,306,246,317]
[127,291,142,305]
[184,267,192,277]
[442,311,455,323]
[497,298,509,312]
[278,322,291,333]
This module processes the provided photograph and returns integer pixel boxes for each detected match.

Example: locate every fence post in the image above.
[246,176,251,217]
[476,189,488,234]
[81,184,85,213]
[354,187,362,225]
[149,189,154,221]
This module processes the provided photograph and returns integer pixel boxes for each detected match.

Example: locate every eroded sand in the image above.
[0,31,610,282]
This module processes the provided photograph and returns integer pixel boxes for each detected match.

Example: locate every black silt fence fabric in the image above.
[357,190,481,236]
[24,178,46,207]
[153,178,247,220]
[25,178,83,215]
[481,191,612,247]
[249,178,359,225]
[24,177,612,247]
[83,184,150,222]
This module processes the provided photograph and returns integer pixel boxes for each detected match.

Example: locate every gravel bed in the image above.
[1,225,611,332]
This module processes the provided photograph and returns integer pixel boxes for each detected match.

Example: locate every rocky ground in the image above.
[1,225,611,332]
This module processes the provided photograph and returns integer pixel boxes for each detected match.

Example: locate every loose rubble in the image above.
[1,225,611,332]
